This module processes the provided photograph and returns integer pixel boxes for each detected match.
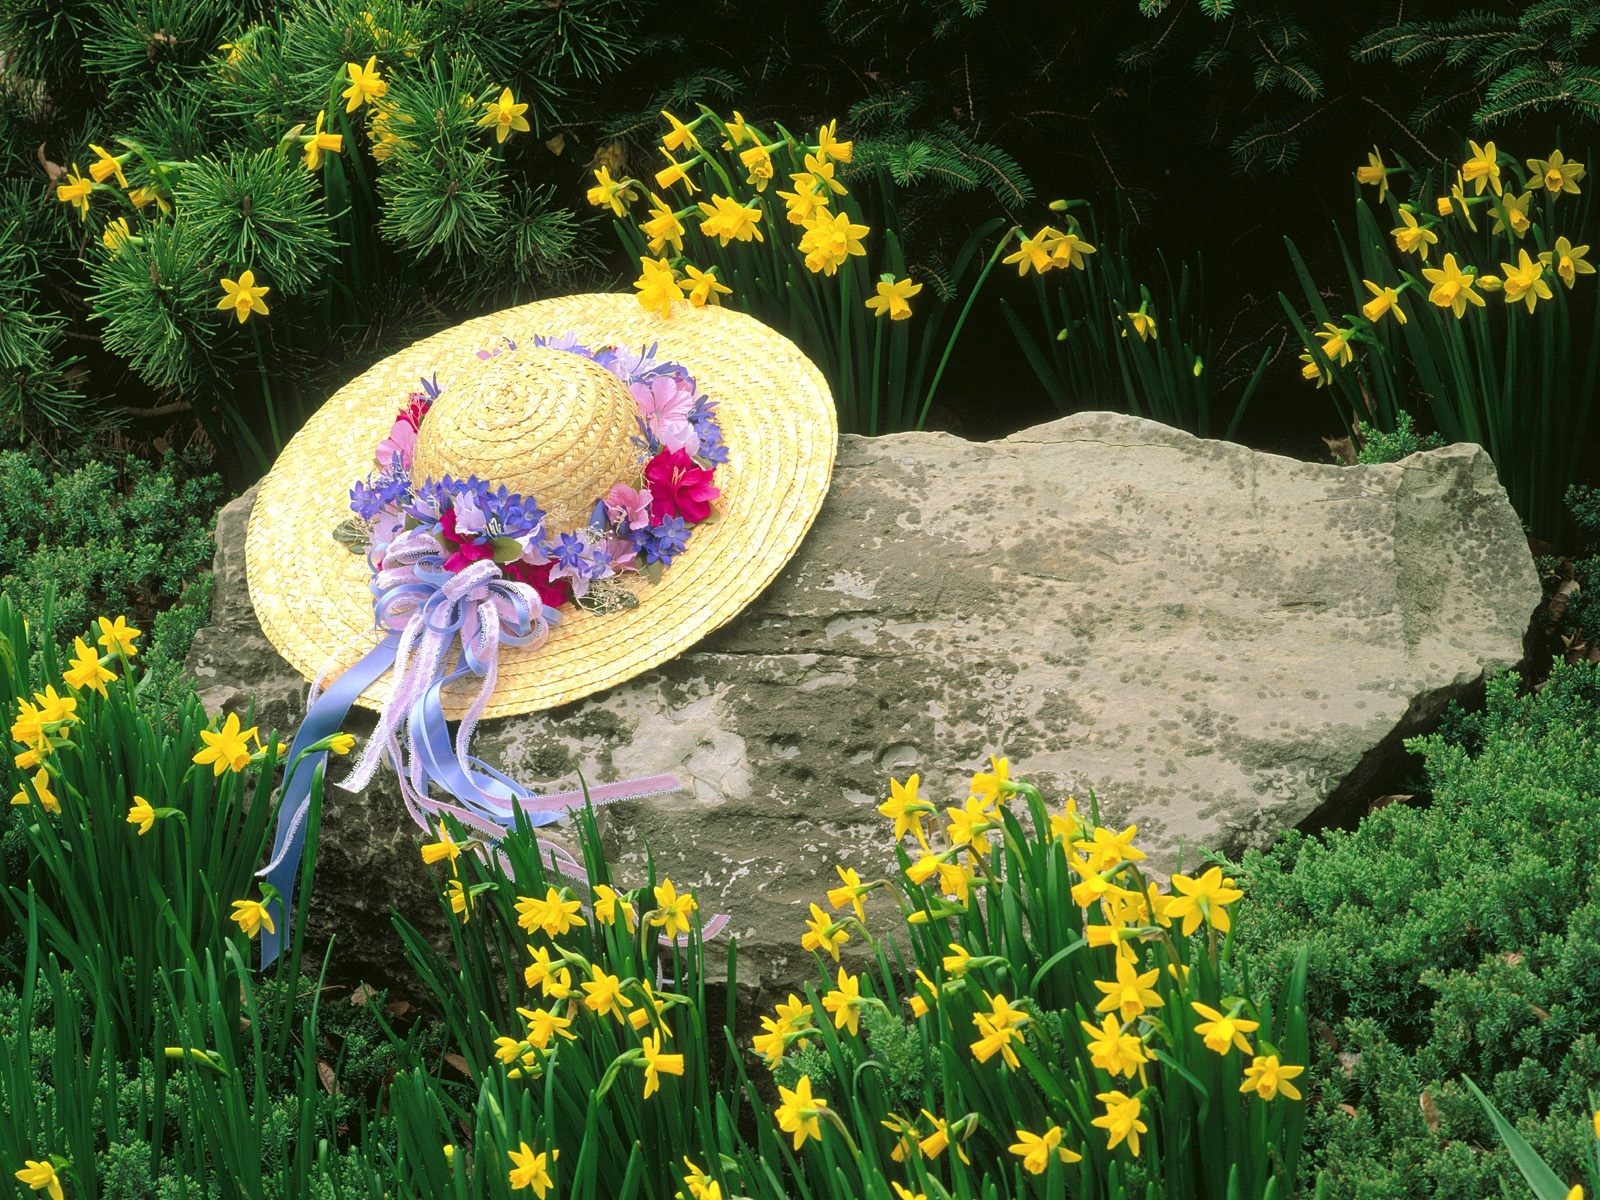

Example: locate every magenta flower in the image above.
[631,375,699,453]
[643,448,719,524]
[439,506,494,572]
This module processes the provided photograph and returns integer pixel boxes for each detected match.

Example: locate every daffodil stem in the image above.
[916,230,1012,429]
[820,1105,862,1160]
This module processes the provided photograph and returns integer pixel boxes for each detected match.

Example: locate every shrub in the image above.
[1233,662,1600,1199]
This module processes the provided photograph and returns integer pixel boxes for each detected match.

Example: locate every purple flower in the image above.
[350,469,412,520]
[640,515,691,565]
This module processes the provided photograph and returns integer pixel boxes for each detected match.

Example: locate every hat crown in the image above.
[410,346,641,534]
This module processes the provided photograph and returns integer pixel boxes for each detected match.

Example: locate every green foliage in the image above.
[1353,412,1445,465]
[1232,662,1600,1199]
[0,448,220,683]
[1356,2,1600,131]
[1564,484,1600,645]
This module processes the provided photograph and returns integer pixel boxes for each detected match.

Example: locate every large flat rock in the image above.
[188,412,1540,989]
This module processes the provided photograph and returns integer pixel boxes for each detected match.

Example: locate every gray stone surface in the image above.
[188,412,1541,989]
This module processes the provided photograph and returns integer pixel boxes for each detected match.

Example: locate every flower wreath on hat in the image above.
[256,335,733,967]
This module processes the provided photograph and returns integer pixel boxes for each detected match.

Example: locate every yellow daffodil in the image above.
[826,864,872,922]
[342,55,386,112]
[230,897,276,939]
[632,256,683,318]
[878,773,933,844]
[586,166,637,217]
[650,877,697,939]
[739,142,775,191]
[865,276,922,320]
[801,901,849,960]
[640,193,685,254]
[1045,229,1096,270]
[127,185,170,214]
[327,732,355,755]
[127,794,156,835]
[1491,191,1532,239]
[591,883,636,928]
[1362,279,1407,324]
[1008,1125,1083,1175]
[1092,1090,1147,1156]
[1093,957,1164,1022]
[216,269,270,323]
[821,966,863,1035]
[1421,253,1487,318]
[681,263,731,308]
[1435,195,1452,217]
[660,109,701,153]
[1315,323,1354,367]
[56,165,93,220]
[696,193,764,245]
[1075,824,1146,873]
[506,1142,554,1195]
[654,151,700,194]
[581,968,633,1020]
[14,1159,64,1200]
[1356,147,1390,203]
[639,1031,683,1097]
[478,88,530,143]
[1476,273,1503,293]
[721,110,753,148]
[1301,350,1332,385]
[1528,149,1585,196]
[778,174,828,225]
[774,1075,826,1149]
[1165,865,1244,935]
[1462,139,1502,195]
[1003,227,1055,276]
[816,119,853,164]
[10,768,60,815]
[101,216,132,254]
[1546,236,1595,289]
[1500,248,1552,313]
[419,820,460,865]
[302,110,343,170]
[64,636,115,696]
[1122,309,1157,342]
[1082,1013,1149,1078]
[1190,1001,1259,1055]
[1240,1054,1305,1100]
[89,143,129,187]
[95,615,141,657]
[1449,175,1479,231]
[193,712,258,775]
[970,993,1029,1067]
[804,152,848,196]
[798,210,869,276]
[1391,208,1439,260]
[680,1158,722,1200]
[514,886,585,938]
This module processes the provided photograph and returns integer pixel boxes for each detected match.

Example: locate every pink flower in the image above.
[606,535,638,572]
[643,448,719,524]
[604,483,653,530]
[504,558,572,608]
[374,419,418,471]
[632,375,699,453]
[439,506,494,572]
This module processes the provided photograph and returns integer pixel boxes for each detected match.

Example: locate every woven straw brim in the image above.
[245,294,837,719]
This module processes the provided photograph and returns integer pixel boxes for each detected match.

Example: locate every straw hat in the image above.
[245,293,837,718]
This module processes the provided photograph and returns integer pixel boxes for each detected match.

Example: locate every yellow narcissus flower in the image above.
[1122,310,1157,342]
[1527,149,1585,196]
[590,884,635,927]
[506,1142,554,1195]
[640,193,685,255]
[659,109,701,153]
[419,820,460,865]
[682,263,731,308]
[342,55,387,112]
[878,773,933,844]
[478,88,530,143]
[1435,195,1453,217]
[302,110,343,170]
[650,877,697,938]
[1092,1090,1147,1156]
[1081,1013,1149,1078]
[870,276,921,321]
[1356,147,1391,203]
[1240,1054,1305,1100]
[1004,227,1056,276]
[774,1075,826,1149]
[1190,1001,1259,1055]
[778,174,828,225]
[821,966,863,1034]
[101,216,132,256]
[64,636,115,696]
[581,968,633,1020]
[1315,323,1354,368]
[89,143,129,187]
[127,794,156,835]
[798,210,869,276]
[127,185,171,214]
[1500,248,1552,313]
[1008,1125,1083,1175]
[639,1031,684,1097]
[1093,958,1164,1022]
[1165,865,1243,934]
[804,153,848,196]
[56,165,93,220]
[1046,229,1096,270]
[632,256,683,318]
[230,897,276,938]
[217,270,270,323]
[1491,191,1532,239]
[738,142,775,191]
[816,119,853,164]
[696,193,764,245]
[96,615,140,656]
[681,1158,723,1200]
[1546,236,1596,289]
[1421,253,1487,318]
[801,901,849,960]
[826,864,871,921]
[194,711,258,775]
[721,110,754,148]
[514,886,585,937]
[586,166,637,217]
[13,1159,64,1200]
[654,151,700,194]
[1391,208,1439,260]
[10,768,60,815]
[1362,280,1407,325]
[1462,139,1502,195]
